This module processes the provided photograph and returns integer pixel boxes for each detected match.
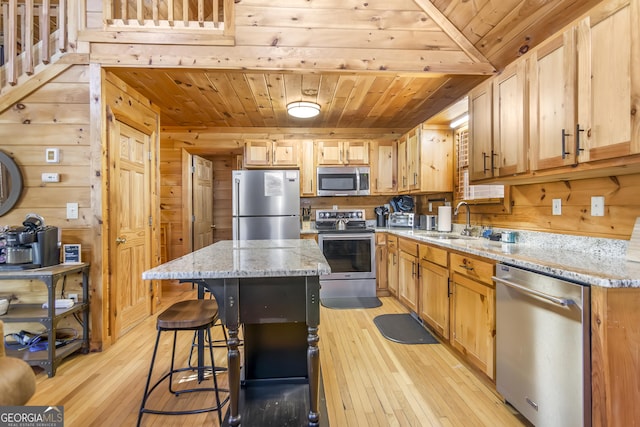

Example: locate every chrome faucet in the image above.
[454,201,473,236]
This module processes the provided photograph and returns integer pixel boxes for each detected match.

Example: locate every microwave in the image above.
[317,166,370,196]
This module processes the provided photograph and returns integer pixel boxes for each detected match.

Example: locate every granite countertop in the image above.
[142,239,331,280]
[379,227,640,288]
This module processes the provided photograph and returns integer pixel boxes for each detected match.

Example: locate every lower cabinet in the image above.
[418,244,450,339]
[386,235,399,296]
[375,233,389,295]
[449,252,496,380]
[398,238,419,312]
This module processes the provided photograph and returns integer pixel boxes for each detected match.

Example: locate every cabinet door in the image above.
[493,60,528,177]
[398,250,418,312]
[451,272,495,379]
[529,30,578,170]
[451,273,496,379]
[577,2,640,162]
[397,135,408,192]
[244,141,272,166]
[372,141,396,194]
[419,260,450,339]
[468,80,494,181]
[344,141,369,165]
[419,126,453,192]
[387,238,398,296]
[407,130,420,191]
[317,141,344,165]
[300,140,315,196]
[272,141,299,166]
[375,235,388,293]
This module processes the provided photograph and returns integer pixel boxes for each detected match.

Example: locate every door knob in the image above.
[210,225,216,229]
[115,237,126,244]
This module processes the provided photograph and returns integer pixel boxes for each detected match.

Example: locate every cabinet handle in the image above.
[561,128,572,159]
[576,123,585,157]
[482,152,489,173]
[492,151,498,170]
[412,261,416,278]
[267,149,271,164]
[413,172,418,185]
[116,237,127,244]
[458,260,474,271]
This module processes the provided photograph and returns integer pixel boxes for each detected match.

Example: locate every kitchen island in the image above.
[142,239,331,427]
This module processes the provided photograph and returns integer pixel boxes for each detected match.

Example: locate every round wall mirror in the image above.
[0,150,24,216]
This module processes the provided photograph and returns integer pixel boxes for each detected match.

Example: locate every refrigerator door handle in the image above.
[234,177,241,240]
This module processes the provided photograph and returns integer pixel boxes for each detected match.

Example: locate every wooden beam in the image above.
[413,0,494,69]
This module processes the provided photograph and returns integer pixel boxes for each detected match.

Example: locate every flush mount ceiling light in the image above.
[287,101,321,119]
[450,114,469,129]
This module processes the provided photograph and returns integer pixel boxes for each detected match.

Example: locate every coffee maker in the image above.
[0,220,60,270]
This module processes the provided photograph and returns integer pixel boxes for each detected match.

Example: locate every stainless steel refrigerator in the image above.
[232,169,300,240]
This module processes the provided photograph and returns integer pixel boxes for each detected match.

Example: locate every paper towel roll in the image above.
[437,206,452,231]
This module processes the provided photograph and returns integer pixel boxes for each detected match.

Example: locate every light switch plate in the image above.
[591,196,605,216]
[66,202,79,220]
[552,199,562,215]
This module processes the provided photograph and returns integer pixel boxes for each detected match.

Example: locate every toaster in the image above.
[389,212,415,228]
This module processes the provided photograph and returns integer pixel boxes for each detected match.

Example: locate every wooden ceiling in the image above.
[107,0,604,132]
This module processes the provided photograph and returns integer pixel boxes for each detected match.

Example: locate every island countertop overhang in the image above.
[142,239,331,280]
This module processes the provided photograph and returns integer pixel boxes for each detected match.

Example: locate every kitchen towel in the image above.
[437,206,452,231]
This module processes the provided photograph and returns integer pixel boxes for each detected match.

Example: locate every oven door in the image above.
[318,232,375,280]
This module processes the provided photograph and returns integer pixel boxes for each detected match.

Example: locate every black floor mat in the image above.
[320,297,382,309]
[373,313,439,344]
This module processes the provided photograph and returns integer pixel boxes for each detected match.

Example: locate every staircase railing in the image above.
[1,0,75,88]
[0,0,234,98]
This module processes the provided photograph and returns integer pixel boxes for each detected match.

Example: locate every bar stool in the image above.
[188,291,229,370]
[137,299,229,426]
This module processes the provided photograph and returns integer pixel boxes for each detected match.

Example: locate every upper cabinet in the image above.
[469,0,640,184]
[529,29,578,170]
[300,140,316,196]
[398,124,453,193]
[468,80,494,181]
[492,60,528,177]
[317,141,369,165]
[371,140,396,195]
[576,1,639,163]
[531,0,639,171]
[244,140,299,168]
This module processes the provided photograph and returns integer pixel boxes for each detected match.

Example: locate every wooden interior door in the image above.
[192,155,214,250]
[108,119,152,338]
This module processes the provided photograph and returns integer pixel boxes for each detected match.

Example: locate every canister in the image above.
[501,231,516,243]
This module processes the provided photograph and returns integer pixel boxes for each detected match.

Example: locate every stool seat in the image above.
[157,299,218,330]
[138,299,229,426]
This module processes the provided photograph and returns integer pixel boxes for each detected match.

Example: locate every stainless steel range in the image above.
[315,209,376,298]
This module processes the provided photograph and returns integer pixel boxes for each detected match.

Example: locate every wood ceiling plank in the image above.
[238,27,459,51]
[237,0,419,10]
[236,6,439,31]
[265,73,289,127]
[477,0,603,69]
[227,72,265,126]
[245,72,277,127]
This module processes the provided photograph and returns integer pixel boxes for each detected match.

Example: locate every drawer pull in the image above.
[458,263,474,271]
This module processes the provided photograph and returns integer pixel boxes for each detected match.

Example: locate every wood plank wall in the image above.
[461,175,640,239]
[0,64,96,333]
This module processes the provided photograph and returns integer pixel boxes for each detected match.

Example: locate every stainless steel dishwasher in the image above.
[494,263,591,427]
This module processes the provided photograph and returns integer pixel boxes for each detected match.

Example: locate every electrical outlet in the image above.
[68,293,78,303]
[552,199,562,215]
[591,196,605,217]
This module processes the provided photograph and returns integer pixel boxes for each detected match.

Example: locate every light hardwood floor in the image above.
[28,288,525,426]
